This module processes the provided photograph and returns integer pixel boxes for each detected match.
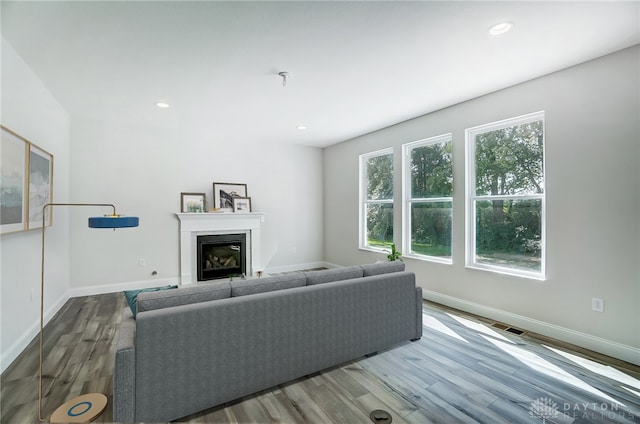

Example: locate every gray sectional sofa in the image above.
[113,262,422,422]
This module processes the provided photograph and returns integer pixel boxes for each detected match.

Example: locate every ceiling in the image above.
[2,1,639,148]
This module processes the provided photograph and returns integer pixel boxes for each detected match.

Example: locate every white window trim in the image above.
[465,111,546,280]
[359,148,394,252]
[402,134,453,264]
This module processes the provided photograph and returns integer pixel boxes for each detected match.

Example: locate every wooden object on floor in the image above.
[49,393,107,423]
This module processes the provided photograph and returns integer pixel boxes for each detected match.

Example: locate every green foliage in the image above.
[411,202,451,257]
[475,121,544,196]
[366,154,393,200]
[368,239,394,250]
[411,142,452,198]
[475,199,542,258]
[362,119,543,270]
[407,141,453,258]
[387,243,403,262]
[365,152,394,247]
[366,203,393,245]
[410,242,451,257]
[473,120,543,271]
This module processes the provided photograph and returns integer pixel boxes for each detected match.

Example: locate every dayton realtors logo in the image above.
[529,397,636,422]
[529,397,559,423]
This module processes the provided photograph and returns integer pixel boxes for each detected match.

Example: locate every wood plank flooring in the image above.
[2,292,639,423]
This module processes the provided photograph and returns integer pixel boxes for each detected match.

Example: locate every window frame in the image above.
[359,148,394,252]
[402,133,453,264]
[465,111,546,280]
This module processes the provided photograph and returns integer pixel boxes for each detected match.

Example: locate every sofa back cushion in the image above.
[304,265,364,285]
[360,261,405,276]
[231,273,306,297]
[137,281,230,314]
[124,285,178,317]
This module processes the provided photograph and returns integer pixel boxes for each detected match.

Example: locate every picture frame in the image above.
[181,192,206,213]
[1,126,28,235]
[27,143,54,229]
[232,197,252,213]
[212,182,248,211]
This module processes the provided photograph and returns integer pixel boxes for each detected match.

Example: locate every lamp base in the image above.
[49,393,108,423]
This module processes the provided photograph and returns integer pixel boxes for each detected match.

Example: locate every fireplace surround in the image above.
[176,212,264,285]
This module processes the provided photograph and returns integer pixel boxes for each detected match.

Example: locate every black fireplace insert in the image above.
[197,233,246,281]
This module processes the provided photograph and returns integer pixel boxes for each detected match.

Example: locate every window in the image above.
[466,111,545,279]
[360,148,394,251]
[403,134,453,263]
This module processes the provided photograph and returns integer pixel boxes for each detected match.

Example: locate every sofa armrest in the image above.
[414,287,423,340]
[113,308,136,422]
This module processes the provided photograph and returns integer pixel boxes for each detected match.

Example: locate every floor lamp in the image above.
[38,203,139,424]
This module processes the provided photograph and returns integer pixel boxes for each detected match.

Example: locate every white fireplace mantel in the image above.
[176,212,264,285]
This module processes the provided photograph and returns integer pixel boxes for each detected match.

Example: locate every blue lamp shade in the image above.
[88,216,139,228]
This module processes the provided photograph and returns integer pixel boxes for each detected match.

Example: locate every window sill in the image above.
[359,246,390,254]
[404,253,452,265]
[466,263,546,281]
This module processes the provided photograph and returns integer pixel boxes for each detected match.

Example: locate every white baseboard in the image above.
[1,291,68,374]
[264,261,339,275]
[424,290,640,366]
[68,277,179,298]
[1,278,177,374]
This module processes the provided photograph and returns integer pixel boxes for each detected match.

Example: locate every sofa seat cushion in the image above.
[360,261,405,276]
[304,265,364,285]
[137,281,231,314]
[231,273,306,297]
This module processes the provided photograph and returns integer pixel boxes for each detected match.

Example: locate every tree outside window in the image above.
[403,134,453,262]
[466,112,545,279]
[360,149,394,250]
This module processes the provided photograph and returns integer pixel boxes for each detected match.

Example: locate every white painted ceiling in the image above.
[2,1,639,147]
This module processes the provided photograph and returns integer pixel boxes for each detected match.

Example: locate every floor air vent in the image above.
[492,322,525,336]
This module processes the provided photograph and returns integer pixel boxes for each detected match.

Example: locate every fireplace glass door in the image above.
[197,234,246,281]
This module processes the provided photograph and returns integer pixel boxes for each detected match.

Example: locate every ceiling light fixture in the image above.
[489,21,513,36]
[296,125,308,130]
[155,102,170,108]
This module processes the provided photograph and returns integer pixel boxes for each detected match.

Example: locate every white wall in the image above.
[324,46,640,364]
[1,38,71,372]
[68,118,324,291]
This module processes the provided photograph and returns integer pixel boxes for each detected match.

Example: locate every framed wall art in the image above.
[181,192,206,213]
[1,126,28,234]
[232,197,252,213]
[212,182,247,211]
[27,143,54,229]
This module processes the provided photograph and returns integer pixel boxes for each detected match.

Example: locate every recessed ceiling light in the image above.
[489,21,513,36]
[296,125,308,130]
[155,102,170,108]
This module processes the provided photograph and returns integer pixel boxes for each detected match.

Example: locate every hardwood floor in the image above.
[2,292,639,423]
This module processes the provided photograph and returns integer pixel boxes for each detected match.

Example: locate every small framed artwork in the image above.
[27,142,54,230]
[232,197,252,212]
[1,126,28,235]
[213,182,247,211]
[181,192,206,213]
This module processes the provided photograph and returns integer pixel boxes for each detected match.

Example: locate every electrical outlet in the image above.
[138,258,146,267]
[592,297,604,312]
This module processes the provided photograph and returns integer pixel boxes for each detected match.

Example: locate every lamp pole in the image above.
[38,203,132,423]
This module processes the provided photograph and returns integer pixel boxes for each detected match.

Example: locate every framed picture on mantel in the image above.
[181,192,206,213]
[232,197,252,212]
[213,182,247,212]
